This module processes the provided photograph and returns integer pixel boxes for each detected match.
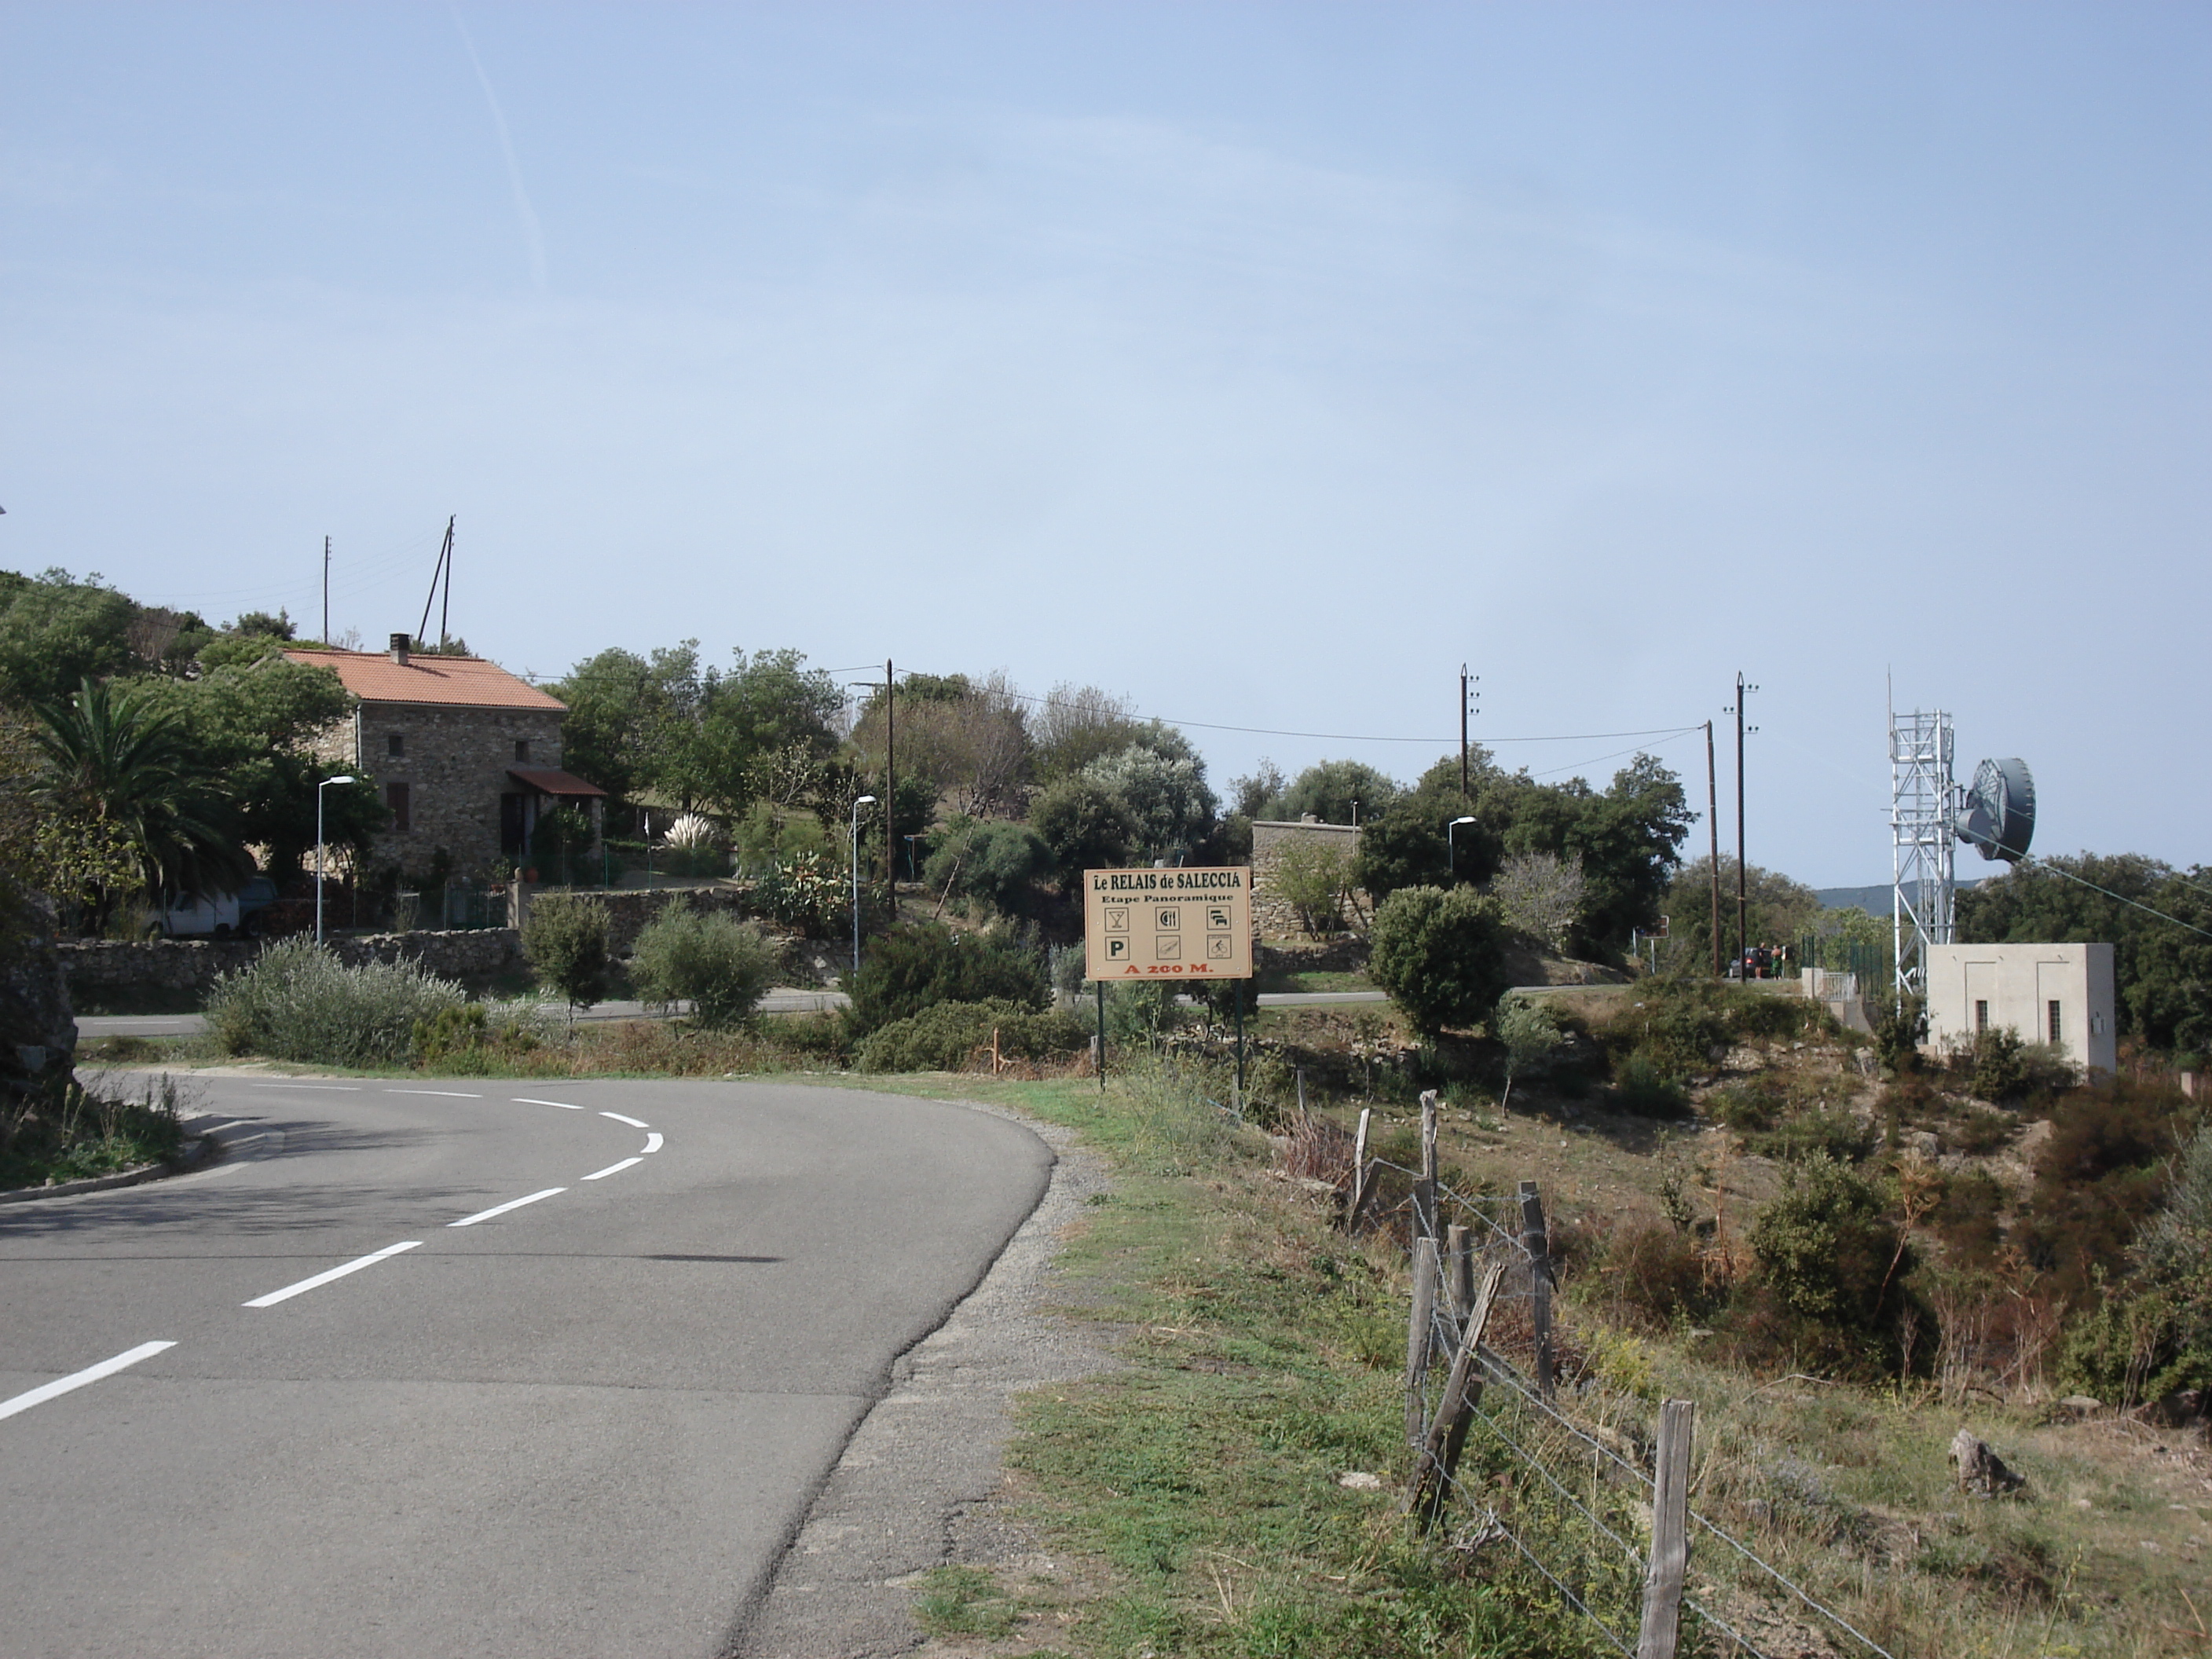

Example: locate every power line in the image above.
[2008,856,2212,943]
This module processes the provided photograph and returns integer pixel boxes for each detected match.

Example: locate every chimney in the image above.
[389,632,411,665]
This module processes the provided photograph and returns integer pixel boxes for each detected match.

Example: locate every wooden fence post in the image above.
[1518,1178,1555,1401]
[1405,1236,1437,1452]
[1445,1222,1474,1328]
[1407,1259,1507,1525]
[1636,1399,1696,1659]
[1345,1107,1372,1232]
[1295,1066,1307,1116]
[1417,1090,1440,1243]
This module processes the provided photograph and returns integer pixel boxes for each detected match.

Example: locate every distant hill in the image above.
[1816,878,1981,915]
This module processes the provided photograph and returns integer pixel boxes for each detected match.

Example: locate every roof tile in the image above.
[283,648,566,712]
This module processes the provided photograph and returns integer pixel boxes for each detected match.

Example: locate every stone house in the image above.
[284,633,604,878]
[1250,817,1366,939]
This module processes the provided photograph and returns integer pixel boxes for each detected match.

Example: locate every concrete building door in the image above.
[500,793,527,856]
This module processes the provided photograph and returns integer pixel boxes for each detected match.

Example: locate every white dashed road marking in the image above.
[582,1158,642,1181]
[642,1133,663,1154]
[0,1342,177,1422]
[245,1242,423,1308]
[386,1090,482,1099]
[599,1111,649,1129]
[513,1098,584,1109]
[449,1188,566,1228]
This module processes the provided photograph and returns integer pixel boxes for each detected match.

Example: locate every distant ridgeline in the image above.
[1815,879,1982,916]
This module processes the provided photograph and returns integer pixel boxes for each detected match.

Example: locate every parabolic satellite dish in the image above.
[1956,756,2036,862]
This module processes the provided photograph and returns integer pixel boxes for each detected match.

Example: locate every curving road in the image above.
[0,1072,1053,1657]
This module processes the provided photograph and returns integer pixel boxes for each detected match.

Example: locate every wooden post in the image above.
[1445,1222,1474,1327]
[1404,1236,1437,1452]
[1636,1400,1696,1659]
[1345,1106,1372,1231]
[1407,1259,1507,1525]
[1417,1090,1440,1243]
[1295,1065,1307,1118]
[1518,1179,1555,1401]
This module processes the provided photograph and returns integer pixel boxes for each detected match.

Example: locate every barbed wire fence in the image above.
[1333,1087,1906,1659]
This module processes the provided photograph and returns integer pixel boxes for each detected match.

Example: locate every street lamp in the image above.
[316,775,357,946]
[851,795,877,974]
[1446,815,1478,884]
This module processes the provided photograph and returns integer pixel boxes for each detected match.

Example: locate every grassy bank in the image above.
[1,1074,186,1190]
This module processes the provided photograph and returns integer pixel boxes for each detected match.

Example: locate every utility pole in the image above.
[322,535,331,644]
[1730,673,1758,977]
[1459,665,1478,800]
[1705,720,1721,977]
[439,515,454,649]
[883,659,896,892]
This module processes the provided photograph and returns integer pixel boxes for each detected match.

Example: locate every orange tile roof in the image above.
[282,648,567,712]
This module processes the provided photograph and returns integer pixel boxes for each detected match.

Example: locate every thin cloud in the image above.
[452,9,548,293]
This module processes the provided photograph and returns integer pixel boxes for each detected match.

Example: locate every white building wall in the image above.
[1925,943,2116,1076]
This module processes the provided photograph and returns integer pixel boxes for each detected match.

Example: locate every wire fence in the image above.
[1346,1091,1904,1659]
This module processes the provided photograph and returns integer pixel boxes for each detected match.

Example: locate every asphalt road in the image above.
[0,1073,1053,1657]
[76,987,1385,1041]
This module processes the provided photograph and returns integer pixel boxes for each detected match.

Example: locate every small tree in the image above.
[1368,884,1511,1035]
[1491,850,1587,954]
[1492,991,1566,1113]
[627,899,778,1029]
[522,892,612,1021]
[1273,837,1356,938]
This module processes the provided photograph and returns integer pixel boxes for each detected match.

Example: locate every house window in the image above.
[386,781,412,833]
[387,734,404,758]
[1974,998,1989,1034]
[2049,1000,2063,1045]
[515,739,531,763]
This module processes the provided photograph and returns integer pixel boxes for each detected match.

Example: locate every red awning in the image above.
[508,767,608,798]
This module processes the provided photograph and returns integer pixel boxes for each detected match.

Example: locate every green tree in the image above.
[1661,855,1822,971]
[34,676,244,918]
[627,899,778,1028]
[522,892,612,1019]
[924,819,1053,917]
[0,569,138,705]
[846,921,1046,1035]
[1081,734,1218,861]
[1493,991,1566,1111]
[1272,836,1356,937]
[1270,758,1402,826]
[1368,884,1511,1035]
[1030,683,1144,784]
[1030,776,1139,890]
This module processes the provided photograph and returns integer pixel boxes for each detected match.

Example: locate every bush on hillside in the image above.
[207,937,465,1066]
[846,921,1046,1035]
[1368,884,1511,1035]
[923,818,1053,918]
[855,998,1088,1073]
[627,900,778,1029]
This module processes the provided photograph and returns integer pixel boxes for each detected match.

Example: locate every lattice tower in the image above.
[1890,705,1955,1002]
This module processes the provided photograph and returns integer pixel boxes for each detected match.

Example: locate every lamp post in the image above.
[316,775,357,946]
[1446,815,1478,884]
[851,795,877,974]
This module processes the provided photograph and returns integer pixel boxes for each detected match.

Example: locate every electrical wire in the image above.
[2012,855,2212,943]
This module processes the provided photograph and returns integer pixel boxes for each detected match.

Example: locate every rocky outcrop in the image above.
[0,897,77,1091]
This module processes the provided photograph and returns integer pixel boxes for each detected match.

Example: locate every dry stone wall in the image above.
[1249,818,1368,941]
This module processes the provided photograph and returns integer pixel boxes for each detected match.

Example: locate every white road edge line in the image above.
[449,1188,566,1228]
[513,1097,584,1109]
[250,1082,361,1091]
[0,1341,177,1422]
[582,1157,642,1181]
[599,1111,648,1128]
[641,1133,663,1154]
[244,1242,422,1308]
[385,1089,483,1099]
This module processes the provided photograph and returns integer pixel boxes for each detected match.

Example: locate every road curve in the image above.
[0,1072,1052,1658]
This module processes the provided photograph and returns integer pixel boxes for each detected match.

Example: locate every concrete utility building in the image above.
[1924,942,2116,1076]
[285,634,604,877]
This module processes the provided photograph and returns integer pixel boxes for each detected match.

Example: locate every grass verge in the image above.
[0,1074,186,1189]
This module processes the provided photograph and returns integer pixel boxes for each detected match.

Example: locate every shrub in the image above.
[1741,1152,1911,1375]
[1493,991,1566,1108]
[1966,1027,2030,1101]
[412,998,557,1065]
[846,921,1046,1035]
[855,998,1088,1072]
[1272,837,1357,938]
[1870,992,1927,1073]
[522,892,613,1014]
[1612,1053,1690,1119]
[749,849,849,937]
[1030,777,1138,892]
[924,818,1053,918]
[207,937,465,1066]
[528,804,595,883]
[1595,1221,1718,1334]
[1368,884,1511,1035]
[627,900,778,1029]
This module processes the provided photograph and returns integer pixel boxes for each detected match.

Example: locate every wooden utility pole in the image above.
[1706,720,1722,977]
[1733,672,1755,979]
[884,658,896,891]
[1458,665,1478,800]
[322,535,331,644]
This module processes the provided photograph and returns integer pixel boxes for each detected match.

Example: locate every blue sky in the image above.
[4,3,2206,885]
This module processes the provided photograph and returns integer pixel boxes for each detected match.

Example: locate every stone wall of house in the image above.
[1249,819,1368,940]
[306,703,569,881]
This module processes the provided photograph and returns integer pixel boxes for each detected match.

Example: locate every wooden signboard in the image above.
[1082,866,1254,981]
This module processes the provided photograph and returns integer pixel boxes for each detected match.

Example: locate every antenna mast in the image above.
[1889,690,1956,1005]
[416,516,456,650]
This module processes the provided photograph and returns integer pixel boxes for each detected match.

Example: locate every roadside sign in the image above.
[1082,867,1253,981]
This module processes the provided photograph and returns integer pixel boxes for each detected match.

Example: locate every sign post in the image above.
[1083,866,1255,1093]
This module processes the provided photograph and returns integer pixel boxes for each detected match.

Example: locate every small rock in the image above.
[1339,1470,1383,1490]
[2057,1395,2104,1415]
[1950,1429,2026,1497]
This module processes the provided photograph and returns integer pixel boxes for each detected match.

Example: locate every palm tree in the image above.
[33,676,244,924]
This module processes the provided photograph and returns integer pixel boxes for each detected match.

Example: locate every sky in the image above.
[2,2,2206,887]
